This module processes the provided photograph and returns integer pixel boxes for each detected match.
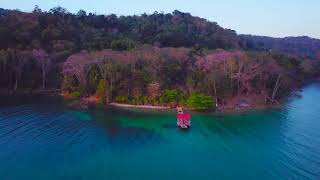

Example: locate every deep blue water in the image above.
[0,84,320,179]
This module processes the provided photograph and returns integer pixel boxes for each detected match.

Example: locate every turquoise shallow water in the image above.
[1,84,320,179]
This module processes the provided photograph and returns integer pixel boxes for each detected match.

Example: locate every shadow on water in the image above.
[0,93,64,107]
[89,108,166,149]
[161,123,177,129]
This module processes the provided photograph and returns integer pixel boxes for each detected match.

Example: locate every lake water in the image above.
[0,84,320,179]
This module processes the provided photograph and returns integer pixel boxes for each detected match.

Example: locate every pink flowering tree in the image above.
[63,50,93,93]
[195,49,243,105]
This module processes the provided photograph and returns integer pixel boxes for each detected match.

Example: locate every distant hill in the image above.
[0,8,241,52]
[0,7,319,59]
[240,35,320,59]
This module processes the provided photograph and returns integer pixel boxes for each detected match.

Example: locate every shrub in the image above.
[115,95,129,104]
[132,96,143,105]
[162,89,182,104]
[159,96,165,105]
[62,75,77,92]
[143,96,149,105]
[70,91,81,98]
[186,92,215,110]
[150,96,159,106]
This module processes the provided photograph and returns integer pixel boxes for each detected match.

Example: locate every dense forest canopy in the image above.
[0,6,320,109]
[0,7,241,51]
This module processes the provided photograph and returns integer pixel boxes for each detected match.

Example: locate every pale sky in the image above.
[1,0,319,38]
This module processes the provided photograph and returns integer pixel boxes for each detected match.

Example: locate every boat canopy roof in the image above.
[178,114,190,120]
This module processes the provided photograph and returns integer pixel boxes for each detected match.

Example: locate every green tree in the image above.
[96,79,108,104]
[62,75,77,92]
[186,92,215,110]
[87,65,100,94]
[162,89,182,104]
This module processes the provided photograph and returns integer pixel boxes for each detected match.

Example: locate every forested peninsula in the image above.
[0,6,320,110]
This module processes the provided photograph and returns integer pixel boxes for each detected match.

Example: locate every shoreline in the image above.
[0,91,283,113]
[108,103,171,109]
[0,92,282,113]
[108,102,280,113]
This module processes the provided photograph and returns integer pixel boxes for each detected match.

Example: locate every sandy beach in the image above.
[109,103,171,109]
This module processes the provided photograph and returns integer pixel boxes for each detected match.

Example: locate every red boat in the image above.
[177,108,191,129]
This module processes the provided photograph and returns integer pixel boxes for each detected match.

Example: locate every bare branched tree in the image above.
[33,49,51,89]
